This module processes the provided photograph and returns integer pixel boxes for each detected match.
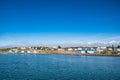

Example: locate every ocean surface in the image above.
[0,54,120,80]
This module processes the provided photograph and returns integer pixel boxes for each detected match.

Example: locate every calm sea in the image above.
[0,54,120,80]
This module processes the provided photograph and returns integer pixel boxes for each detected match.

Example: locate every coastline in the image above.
[0,52,120,57]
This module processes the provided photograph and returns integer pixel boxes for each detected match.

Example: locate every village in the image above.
[0,45,120,55]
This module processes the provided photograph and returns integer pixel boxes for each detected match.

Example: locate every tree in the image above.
[112,45,114,52]
[117,45,120,48]
[58,45,61,48]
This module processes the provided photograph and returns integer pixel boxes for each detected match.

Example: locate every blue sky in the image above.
[0,0,120,47]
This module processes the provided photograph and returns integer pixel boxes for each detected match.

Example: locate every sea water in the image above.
[0,54,120,80]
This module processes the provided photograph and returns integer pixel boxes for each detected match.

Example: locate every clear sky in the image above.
[0,0,120,47]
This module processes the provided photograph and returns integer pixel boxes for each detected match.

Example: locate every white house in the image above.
[81,50,86,53]
[14,50,19,53]
[74,49,78,51]
[90,48,94,50]
[57,48,65,51]
[21,50,25,53]
[27,50,32,53]
[77,48,82,50]
[52,46,58,49]
[28,47,32,49]
[9,50,14,53]
[117,48,120,52]
[67,48,73,51]
[97,47,107,52]
[87,50,95,54]
[108,48,113,51]
[77,50,86,54]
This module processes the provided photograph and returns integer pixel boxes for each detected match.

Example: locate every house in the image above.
[52,46,58,49]
[107,47,113,51]
[12,48,18,51]
[27,50,32,53]
[14,50,19,53]
[77,50,86,54]
[96,47,107,52]
[67,48,73,51]
[74,49,78,51]
[90,48,94,50]
[50,48,57,51]
[77,48,82,50]
[9,50,14,53]
[117,48,120,52]
[35,48,37,50]
[77,48,96,54]
[21,50,25,53]
[28,47,31,48]
[87,50,95,54]
[57,48,65,51]
[20,47,26,50]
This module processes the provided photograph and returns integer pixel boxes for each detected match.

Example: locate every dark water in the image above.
[0,54,120,80]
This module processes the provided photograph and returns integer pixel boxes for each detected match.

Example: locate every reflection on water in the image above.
[0,54,120,80]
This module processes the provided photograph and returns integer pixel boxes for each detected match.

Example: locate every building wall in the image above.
[68,48,73,51]
[117,48,120,51]
[9,50,14,53]
[77,50,86,54]
[81,51,86,53]
[57,49,65,51]
[27,51,31,53]
[21,51,25,53]
[87,50,95,54]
